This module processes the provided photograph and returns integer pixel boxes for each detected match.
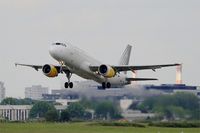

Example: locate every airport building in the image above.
[49,80,144,99]
[0,105,67,121]
[47,79,200,100]
[0,81,5,102]
[25,85,49,100]
[144,84,200,97]
[121,110,155,121]
[0,105,31,121]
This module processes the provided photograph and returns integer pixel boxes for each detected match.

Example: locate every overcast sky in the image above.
[0,0,199,98]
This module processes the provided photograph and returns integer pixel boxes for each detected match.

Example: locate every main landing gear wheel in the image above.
[102,82,111,89]
[65,82,73,88]
[64,70,73,88]
[102,82,106,89]
[106,82,111,88]
[69,82,73,88]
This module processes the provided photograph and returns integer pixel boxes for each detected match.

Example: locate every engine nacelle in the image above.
[42,64,58,77]
[98,64,116,78]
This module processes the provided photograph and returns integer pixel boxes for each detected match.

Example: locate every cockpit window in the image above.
[53,43,66,47]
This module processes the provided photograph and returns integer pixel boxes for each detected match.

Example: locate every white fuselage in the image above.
[49,44,130,87]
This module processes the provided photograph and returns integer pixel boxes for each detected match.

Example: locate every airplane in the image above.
[15,43,180,89]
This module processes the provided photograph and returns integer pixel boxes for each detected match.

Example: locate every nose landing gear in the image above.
[64,70,73,88]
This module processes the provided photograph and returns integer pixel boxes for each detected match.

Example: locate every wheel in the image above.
[106,82,111,88]
[69,82,73,88]
[64,82,68,88]
[102,82,106,89]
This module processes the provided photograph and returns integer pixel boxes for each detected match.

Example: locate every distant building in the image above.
[42,92,80,105]
[42,93,79,101]
[0,105,31,121]
[0,82,5,102]
[55,99,80,106]
[122,110,155,121]
[174,87,200,98]
[145,84,197,92]
[51,80,143,99]
[145,84,200,97]
[25,85,49,100]
[120,98,133,111]
[0,105,67,121]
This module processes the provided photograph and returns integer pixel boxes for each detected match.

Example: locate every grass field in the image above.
[0,122,199,133]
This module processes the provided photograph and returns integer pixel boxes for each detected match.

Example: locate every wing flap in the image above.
[126,78,158,81]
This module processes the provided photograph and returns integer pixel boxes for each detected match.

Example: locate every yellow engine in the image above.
[42,64,58,77]
[98,64,116,78]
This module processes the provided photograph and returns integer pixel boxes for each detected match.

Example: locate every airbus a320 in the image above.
[16,43,180,89]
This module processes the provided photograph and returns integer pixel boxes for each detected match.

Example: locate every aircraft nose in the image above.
[49,44,60,60]
[49,45,55,56]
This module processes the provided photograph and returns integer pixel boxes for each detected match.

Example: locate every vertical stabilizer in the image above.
[119,45,132,75]
[119,44,132,65]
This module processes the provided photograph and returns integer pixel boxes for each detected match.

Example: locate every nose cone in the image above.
[49,44,60,60]
[49,45,55,57]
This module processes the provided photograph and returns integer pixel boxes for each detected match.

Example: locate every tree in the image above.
[95,101,122,120]
[173,92,199,110]
[45,109,59,122]
[138,92,200,120]
[29,101,55,119]
[1,97,36,105]
[1,97,19,105]
[79,97,94,109]
[67,102,85,119]
[60,109,70,122]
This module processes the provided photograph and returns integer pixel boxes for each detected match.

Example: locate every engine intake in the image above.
[98,64,116,78]
[42,64,58,77]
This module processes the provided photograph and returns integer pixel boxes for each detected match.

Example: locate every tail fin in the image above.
[119,44,132,65]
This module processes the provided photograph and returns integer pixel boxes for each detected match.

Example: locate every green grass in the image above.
[0,122,199,133]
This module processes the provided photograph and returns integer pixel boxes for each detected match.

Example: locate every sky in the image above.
[0,0,199,98]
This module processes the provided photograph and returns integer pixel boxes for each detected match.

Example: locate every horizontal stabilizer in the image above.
[126,78,158,81]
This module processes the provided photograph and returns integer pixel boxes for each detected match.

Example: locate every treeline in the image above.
[1,92,199,122]
[137,92,200,120]
[0,98,36,105]
[80,97,122,120]
[1,98,122,122]
[31,99,122,122]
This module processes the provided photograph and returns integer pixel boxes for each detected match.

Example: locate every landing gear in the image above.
[69,82,73,88]
[64,70,73,88]
[65,82,73,88]
[102,82,106,89]
[106,82,111,88]
[102,82,111,89]
[65,82,69,88]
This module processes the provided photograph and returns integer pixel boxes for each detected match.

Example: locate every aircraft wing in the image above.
[90,63,180,72]
[15,63,43,71]
[15,63,70,73]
